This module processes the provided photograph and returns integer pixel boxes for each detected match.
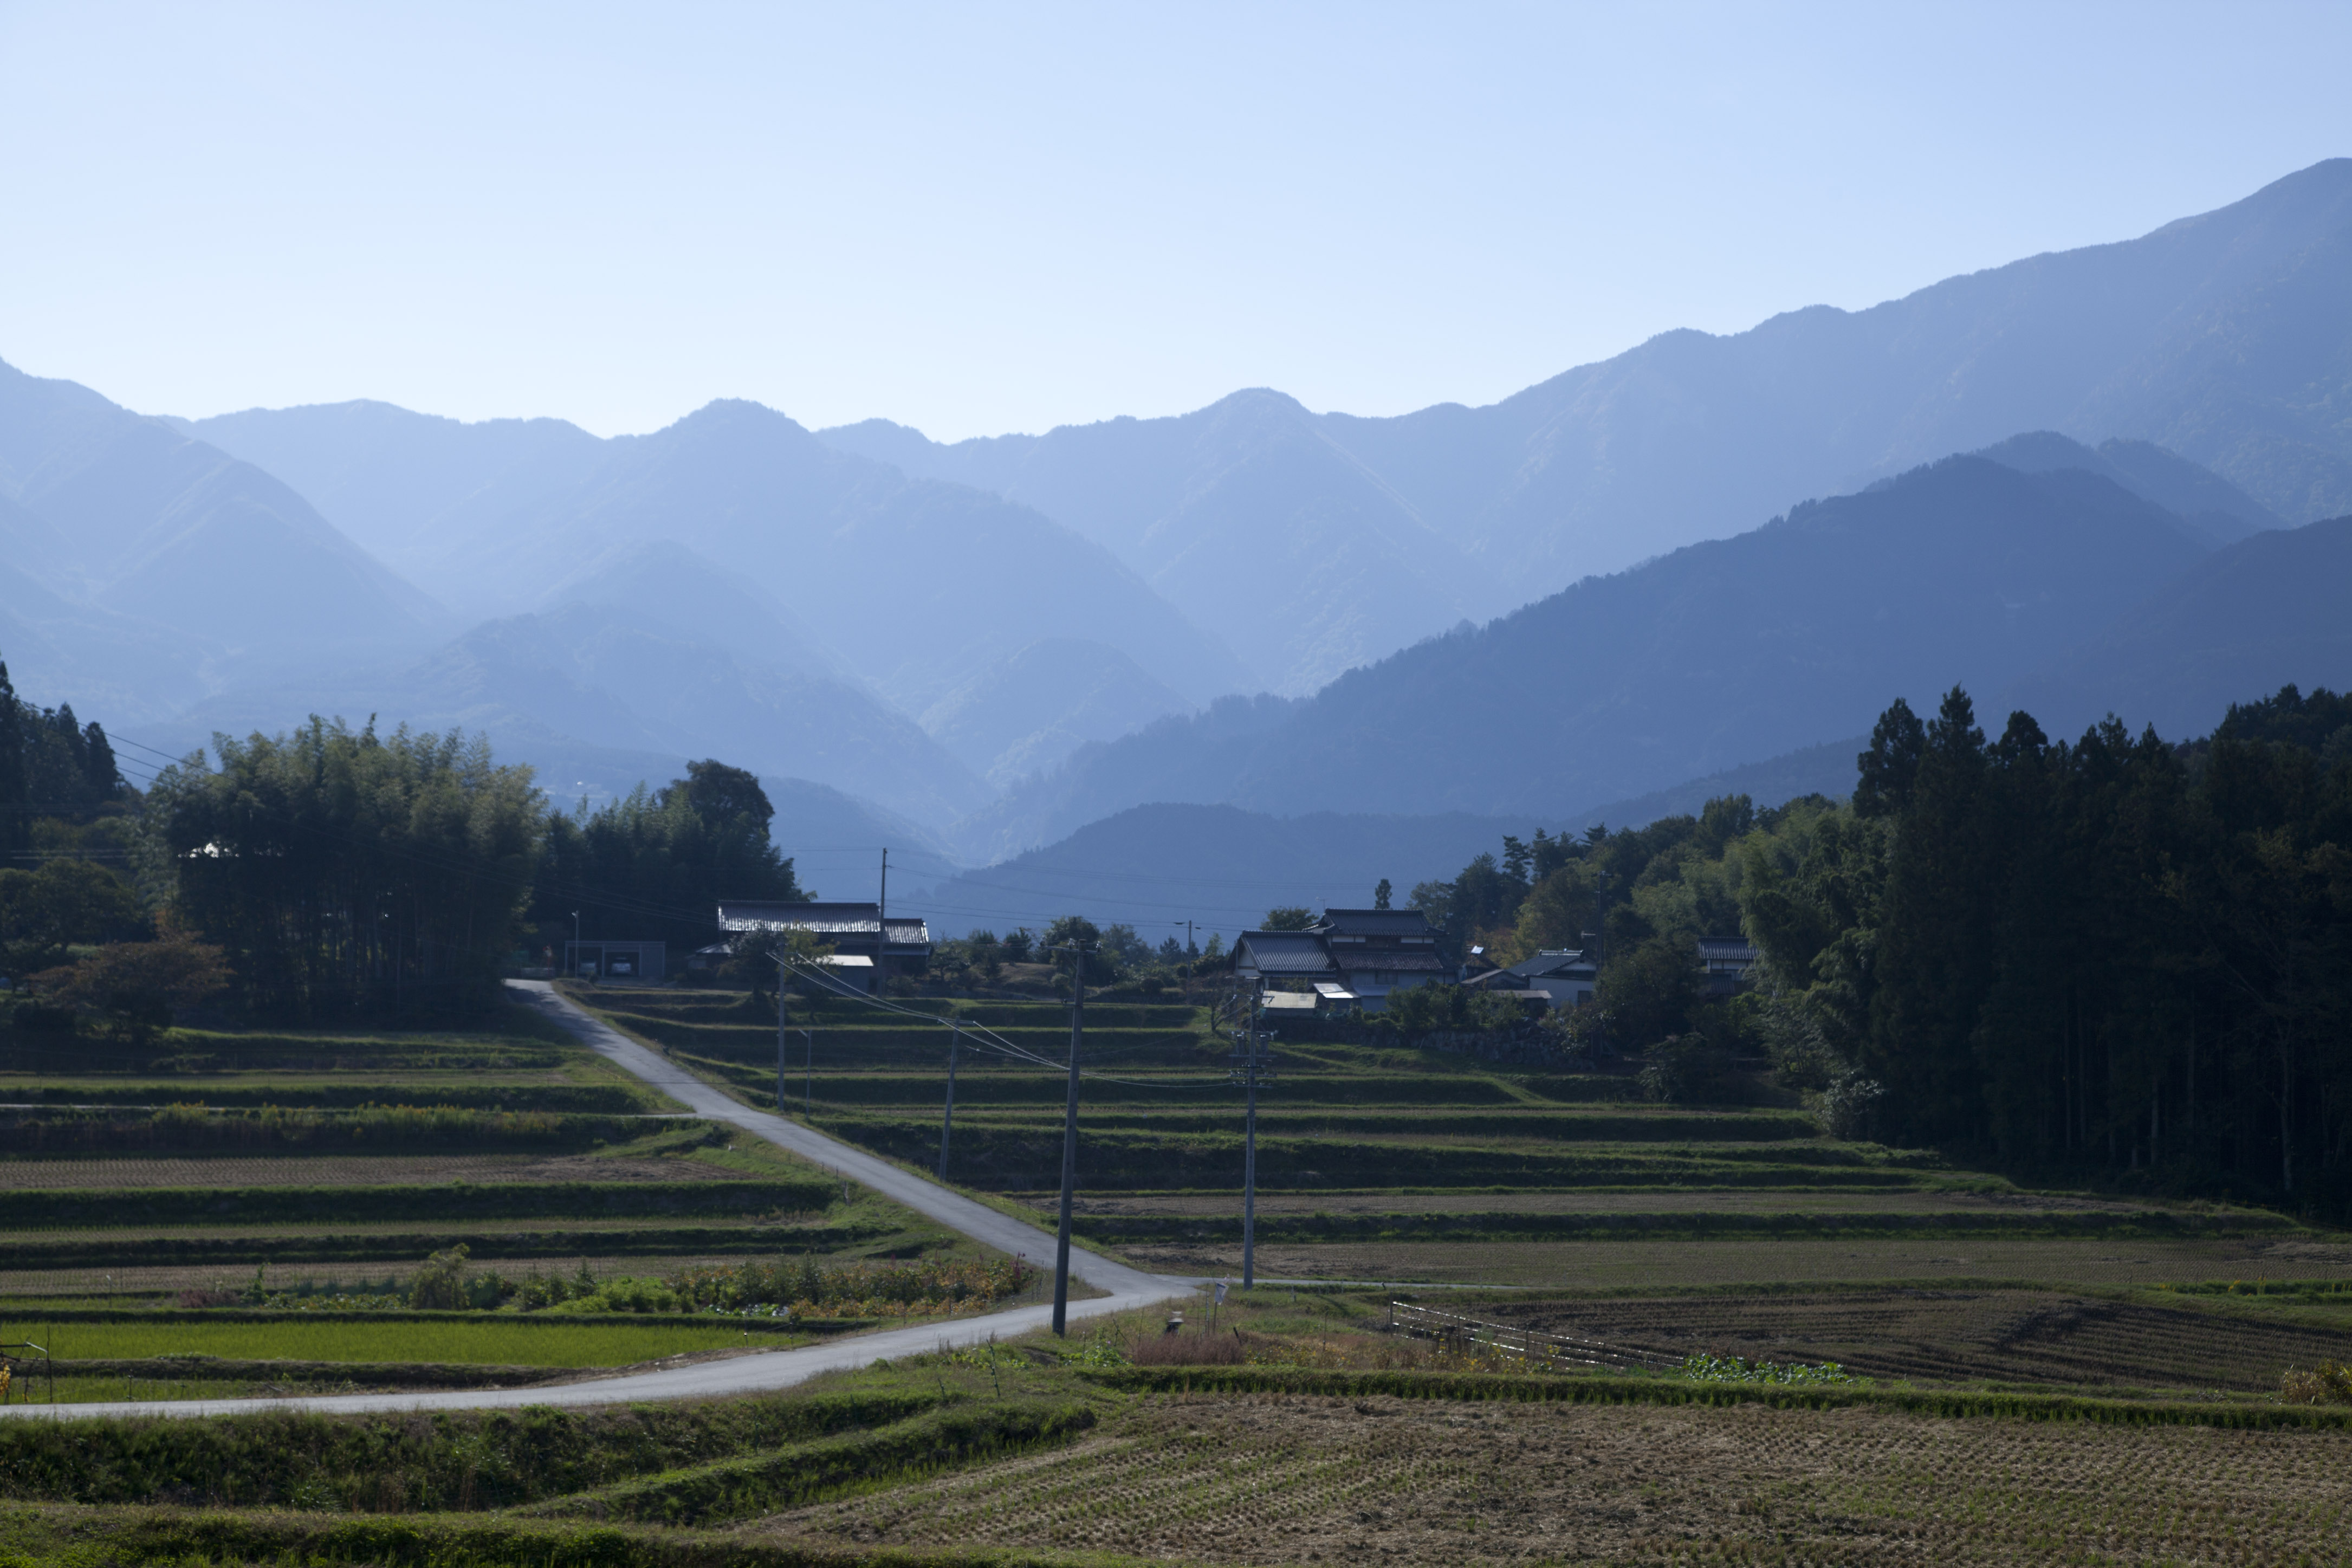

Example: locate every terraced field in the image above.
[585,982,2320,1299]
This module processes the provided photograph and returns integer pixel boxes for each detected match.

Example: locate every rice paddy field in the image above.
[5,976,2350,1565]
[0,992,1006,1407]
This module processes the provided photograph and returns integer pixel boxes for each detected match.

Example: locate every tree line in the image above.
[1,659,809,1023]
[1407,683,2352,1217]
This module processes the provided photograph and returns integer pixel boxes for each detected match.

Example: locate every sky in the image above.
[3,1,2349,442]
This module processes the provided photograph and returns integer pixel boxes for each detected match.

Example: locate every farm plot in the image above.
[754,1390,2352,1565]
[1112,1234,2352,1288]
[1483,1287,2352,1391]
[0,1154,750,1190]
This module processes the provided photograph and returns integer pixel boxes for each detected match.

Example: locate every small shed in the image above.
[564,940,666,982]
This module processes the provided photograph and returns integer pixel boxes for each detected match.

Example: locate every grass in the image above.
[2,1316,807,1368]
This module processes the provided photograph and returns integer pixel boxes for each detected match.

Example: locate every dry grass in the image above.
[755,1390,2352,1565]
[1116,1235,2352,1288]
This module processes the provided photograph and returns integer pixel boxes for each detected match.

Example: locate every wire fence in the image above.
[1385,1300,1675,1373]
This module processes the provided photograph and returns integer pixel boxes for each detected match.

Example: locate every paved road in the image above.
[2,981,1190,1421]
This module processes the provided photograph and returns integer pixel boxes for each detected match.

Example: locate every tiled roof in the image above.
[1312,908,1441,939]
[1334,950,1452,975]
[1235,931,1338,975]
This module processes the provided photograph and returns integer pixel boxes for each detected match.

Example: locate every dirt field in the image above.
[756,1390,2352,1565]
[1117,1234,2352,1287]
[0,1154,764,1189]
[1485,1287,2352,1391]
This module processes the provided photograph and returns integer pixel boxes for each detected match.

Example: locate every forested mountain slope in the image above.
[957,455,2238,851]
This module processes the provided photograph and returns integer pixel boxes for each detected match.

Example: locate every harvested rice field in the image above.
[1486,1287,2352,1391]
[1116,1234,2352,1288]
[757,1390,2352,1565]
[0,1315,803,1368]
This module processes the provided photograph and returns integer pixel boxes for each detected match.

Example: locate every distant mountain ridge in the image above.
[825,158,2352,694]
[956,438,2340,855]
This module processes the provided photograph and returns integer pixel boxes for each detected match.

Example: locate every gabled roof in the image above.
[1233,930,1338,975]
[1509,949,1593,979]
[1312,908,1441,939]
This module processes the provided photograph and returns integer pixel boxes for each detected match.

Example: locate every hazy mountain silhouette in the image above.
[162,598,992,830]
[828,159,2352,695]
[913,802,1560,938]
[918,637,1195,789]
[0,358,439,714]
[957,453,2246,851]
[829,390,1490,695]
[177,399,604,603]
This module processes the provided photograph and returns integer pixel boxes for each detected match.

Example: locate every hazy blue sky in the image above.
[4,2,2348,440]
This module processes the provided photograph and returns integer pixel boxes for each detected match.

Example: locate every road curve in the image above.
[2,981,1189,1421]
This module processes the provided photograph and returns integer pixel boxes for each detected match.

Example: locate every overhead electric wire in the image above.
[782,956,1241,1088]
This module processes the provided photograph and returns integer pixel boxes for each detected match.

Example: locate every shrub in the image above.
[1638,1033,1737,1103]
[2282,1360,2352,1405]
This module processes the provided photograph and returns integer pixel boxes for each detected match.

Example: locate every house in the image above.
[1698,936,1760,996]
[715,901,933,993]
[562,939,666,982]
[1231,908,1450,1013]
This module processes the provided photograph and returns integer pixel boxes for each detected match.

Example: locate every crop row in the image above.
[0,1221,883,1271]
[818,1118,1930,1190]
[1081,1365,2352,1428]
[0,1105,700,1154]
[929,1106,1818,1138]
[1,1081,656,1112]
[4,1178,838,1233]
[1060,1208,2288,1244]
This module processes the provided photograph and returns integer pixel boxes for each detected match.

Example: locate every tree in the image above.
[534,759,805,957]
[147,718,541,1018]
[1854,697,1926,818]
[1373,878,1392,910]
[1261,905,1314,931]
[0,859,146,975]
[32,916,231,1040]
[1597,935,1701,1049]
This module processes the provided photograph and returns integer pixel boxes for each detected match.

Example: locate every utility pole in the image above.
[876,848,889,996]
[776,953,789,1112]
[1230,978,1270,1290]
[1049,941,1093,1336]
[938,1020,961,1180]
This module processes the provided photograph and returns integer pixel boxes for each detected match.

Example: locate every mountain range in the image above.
[6,159,2351,932]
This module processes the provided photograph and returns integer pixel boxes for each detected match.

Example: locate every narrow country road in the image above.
[3,981,1189,1420]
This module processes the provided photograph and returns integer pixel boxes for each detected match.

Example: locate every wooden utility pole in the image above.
[776,955,789,1112]
[939,1020,961,1180]
[1050,942,1092,1336]
[876,847,889,995]
[1233,978,1268,1290]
